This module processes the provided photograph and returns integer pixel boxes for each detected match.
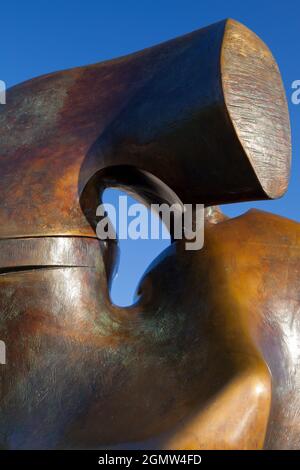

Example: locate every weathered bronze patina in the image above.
[0,19,297,449]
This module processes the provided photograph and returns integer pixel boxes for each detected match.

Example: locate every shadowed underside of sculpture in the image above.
[0,18,298,450]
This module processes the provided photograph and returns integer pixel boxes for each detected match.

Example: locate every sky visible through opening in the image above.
[102,189,171,306]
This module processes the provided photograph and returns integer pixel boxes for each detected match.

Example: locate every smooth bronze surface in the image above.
[0,19,297,450]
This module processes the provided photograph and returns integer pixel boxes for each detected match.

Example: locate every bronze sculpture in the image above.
[0,18,297,449]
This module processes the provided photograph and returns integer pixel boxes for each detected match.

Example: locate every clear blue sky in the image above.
[1,1,299,304]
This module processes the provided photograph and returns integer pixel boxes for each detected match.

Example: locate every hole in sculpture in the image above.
[101,188,171,307]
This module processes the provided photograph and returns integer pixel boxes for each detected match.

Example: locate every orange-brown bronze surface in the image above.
[0,19,297,449]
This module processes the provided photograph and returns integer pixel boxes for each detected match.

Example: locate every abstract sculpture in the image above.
[0,18,297,449]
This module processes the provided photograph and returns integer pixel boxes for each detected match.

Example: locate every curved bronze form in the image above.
[0,19,297,449]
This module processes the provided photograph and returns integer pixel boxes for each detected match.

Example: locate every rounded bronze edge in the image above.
[0,236,103,270]
[220,18,292,200]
